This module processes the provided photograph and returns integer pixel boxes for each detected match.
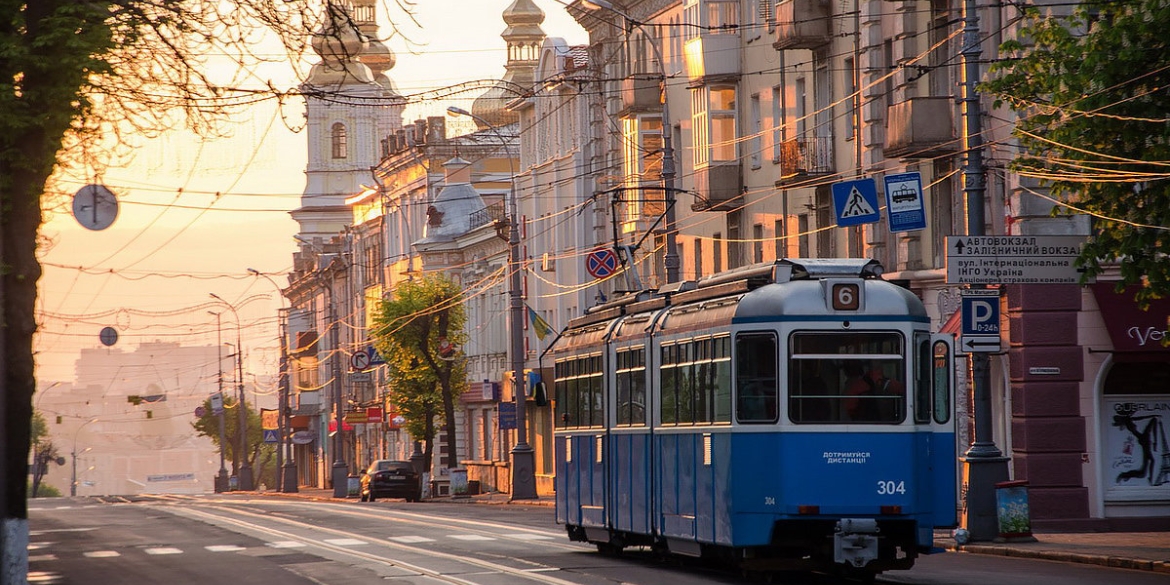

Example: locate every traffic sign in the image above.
[351,350,371,371]
[960,289,1001,353]
[262,429,279,443]
[210,392,224,415]
[832,178,881,226]
[947,235,1091,284]
[883,172,926,233]
[586,247,619,279]
[99,326,118,347]
[367,345,386,366]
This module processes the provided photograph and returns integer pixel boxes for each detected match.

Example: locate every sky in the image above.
[35,1,589,386]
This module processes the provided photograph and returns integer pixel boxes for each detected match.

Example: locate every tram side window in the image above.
[555,355,604,429]
[659,336,732,425]
[736,333,778,423]
[616,347,647,426]
[788,332,906,424]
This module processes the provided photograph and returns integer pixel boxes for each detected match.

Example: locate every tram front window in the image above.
[788,332,906,424]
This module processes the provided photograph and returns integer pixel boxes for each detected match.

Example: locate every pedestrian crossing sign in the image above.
[263,429,279,443]
[832,178,881,227]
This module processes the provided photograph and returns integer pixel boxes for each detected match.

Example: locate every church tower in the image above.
[470,0,546,129]
[294,1,404,240]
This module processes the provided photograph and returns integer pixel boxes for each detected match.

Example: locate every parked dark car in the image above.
[359,460,421,502]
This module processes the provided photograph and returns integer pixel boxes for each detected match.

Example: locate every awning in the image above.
[1090,283,1170,362]
[940,308,962,335]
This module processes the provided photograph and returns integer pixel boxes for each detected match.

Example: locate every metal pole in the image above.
[446,106,537,499]
[960,0,1008,541]
[329,276,349,498]
[209,311,228,492]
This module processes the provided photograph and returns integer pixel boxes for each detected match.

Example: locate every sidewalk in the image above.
[255,488,1168,573]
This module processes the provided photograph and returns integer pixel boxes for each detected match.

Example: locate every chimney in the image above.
[443,155,473,184]
[426,116,446,144]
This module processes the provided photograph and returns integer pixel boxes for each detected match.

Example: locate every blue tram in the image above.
[552,259,957,577]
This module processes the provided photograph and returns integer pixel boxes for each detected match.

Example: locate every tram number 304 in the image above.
[877,480,907,495]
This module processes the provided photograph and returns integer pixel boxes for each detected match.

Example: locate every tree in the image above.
[983,0,1170,306]
[190,396,275,487]
[2,2,414,580]
[371,274,468,471]
[29,412,61,498]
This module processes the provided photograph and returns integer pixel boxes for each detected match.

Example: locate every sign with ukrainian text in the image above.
[946,235,1092,284]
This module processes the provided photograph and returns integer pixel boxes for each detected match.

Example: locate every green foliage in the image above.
[190,395,273,478]
[28,481,61,499]
[371,274,469,468]
[983,1,1170,306]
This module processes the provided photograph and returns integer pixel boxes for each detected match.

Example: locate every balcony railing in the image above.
[778,136,834,185]
[690,164,743,212]
[621,77,662,113]
[885,96,958,159]
[773,0,832,50]
[684,34,741,84]
[469,201,505,230]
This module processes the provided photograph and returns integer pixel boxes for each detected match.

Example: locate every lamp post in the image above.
[71,418,98,497]
[210,292,253,491]
[582,0,679,283]
[208,310,230,493]
[249,268,297,493]
[958,0,1008,541]
[446,105,537,500]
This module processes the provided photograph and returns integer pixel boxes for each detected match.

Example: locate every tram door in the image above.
[928,334,957,527]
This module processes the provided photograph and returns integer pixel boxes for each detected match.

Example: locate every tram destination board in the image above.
[946,235,1092,284]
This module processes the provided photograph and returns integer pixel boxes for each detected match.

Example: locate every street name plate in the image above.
[946,235,1092,284]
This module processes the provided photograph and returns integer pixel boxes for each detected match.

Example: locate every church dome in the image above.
[306,6,375,86]
[469,0,546,130]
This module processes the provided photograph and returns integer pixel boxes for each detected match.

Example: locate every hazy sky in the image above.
[35,1,589,384]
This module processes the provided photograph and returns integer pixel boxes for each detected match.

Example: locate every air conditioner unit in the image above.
[541,252,556,272]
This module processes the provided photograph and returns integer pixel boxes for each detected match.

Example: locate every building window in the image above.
[691,85,738,168]
[693,238,703,279]
[713,232,723,273]
[622,115,664,221]
[844,57,857,141]
[728,210,743,269]
[753,223,764,263]
[749,93,762,168]
[331,122,348,159]
[798,214,810,257]
[684,0,739,40]
[771,85,783,162]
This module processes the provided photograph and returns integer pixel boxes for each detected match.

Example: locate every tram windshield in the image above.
[788,332,906,424]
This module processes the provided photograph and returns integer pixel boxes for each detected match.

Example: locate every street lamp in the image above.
[446,105,537,500]
[71,418,98,497]
[208,310,230,493]
[248,268,297,493]
[210,292,253,491]
[581,0,679,283]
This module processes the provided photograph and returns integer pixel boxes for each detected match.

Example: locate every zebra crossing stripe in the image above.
[266,541,306,549]
[84,551,121,558]
[389,536,434,543]
[448,535,496,541]
[323,538,368,546]
[205,545,247,552]
[144,547,183,555]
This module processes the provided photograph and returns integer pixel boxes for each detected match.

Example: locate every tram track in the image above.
[158,498,591,585]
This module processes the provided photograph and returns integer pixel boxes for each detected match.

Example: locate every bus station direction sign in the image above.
[946,235,1091,284]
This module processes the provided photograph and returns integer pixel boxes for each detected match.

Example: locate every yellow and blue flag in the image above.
[527,305,554,341]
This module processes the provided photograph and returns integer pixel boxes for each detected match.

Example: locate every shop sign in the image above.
[1090,284,1170,355]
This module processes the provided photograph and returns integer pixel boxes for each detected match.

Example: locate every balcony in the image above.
[621,77,662,113]
[777,136,834,186]
[773,0,832,50]
[885,96,958,159]
[690,164,743,212]
[684,34,741,84]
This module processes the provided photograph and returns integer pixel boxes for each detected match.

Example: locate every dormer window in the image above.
[331,122,348,159]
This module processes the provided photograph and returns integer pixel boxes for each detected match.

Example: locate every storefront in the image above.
[1089,284,1170,518]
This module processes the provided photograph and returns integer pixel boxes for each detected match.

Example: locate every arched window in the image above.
[331,122,348,159]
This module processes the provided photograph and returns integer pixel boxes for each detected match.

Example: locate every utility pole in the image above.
[209,310,229,492]
[328,273,348,498]
[960,0,1009,541]
[211,292,253,491]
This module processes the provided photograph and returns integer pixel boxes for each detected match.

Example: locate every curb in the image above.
[944,543,1170,574]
